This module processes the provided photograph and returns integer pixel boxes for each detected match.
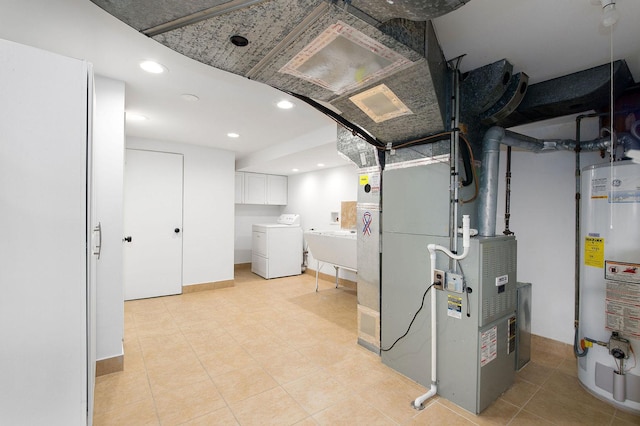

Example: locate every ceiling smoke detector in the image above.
[349,84,413,123]
[279,21,411,95]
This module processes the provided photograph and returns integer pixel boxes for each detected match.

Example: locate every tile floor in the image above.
[94,269,640,425]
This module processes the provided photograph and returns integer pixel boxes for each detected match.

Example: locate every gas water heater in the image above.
[579,160,640,413]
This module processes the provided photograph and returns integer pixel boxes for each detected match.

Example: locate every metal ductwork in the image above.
[477,126,613,237]
[90,0,477,148]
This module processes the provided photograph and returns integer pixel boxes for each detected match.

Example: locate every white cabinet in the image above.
[243,172,267,204]
[267,174,288,205]
[1,39,95,425]
[236,172,287,205]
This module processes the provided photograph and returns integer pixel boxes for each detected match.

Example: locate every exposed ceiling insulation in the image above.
[90,0,470,146]
[89,0,637,162]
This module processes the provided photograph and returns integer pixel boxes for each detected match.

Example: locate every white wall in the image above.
[286,165,359,280]
[93,76,125,361]
[127,138,235,285]
[496,148,604,344]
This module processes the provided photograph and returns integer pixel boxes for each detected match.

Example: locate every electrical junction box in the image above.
[445,271,464,293]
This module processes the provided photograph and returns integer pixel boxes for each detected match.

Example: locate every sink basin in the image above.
[304,230,357,271]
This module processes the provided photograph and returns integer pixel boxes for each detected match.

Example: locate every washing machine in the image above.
[252,214,303,279]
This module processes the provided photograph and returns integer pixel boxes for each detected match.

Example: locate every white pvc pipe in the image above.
[412,215,470,410]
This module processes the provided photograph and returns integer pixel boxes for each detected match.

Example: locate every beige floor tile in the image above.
[125,297,167,314]
[185,330,239,358]
[283,369,353,415]
[122,344,147,373]
[153,379,226,426]
[179,406,240,425]
[507,409,555,425]
[93,397,159,426]
[146,361,211,396]
[229,387,308,425]
[297,340,360,368]
[541,371,616,416]
[516,361,555,386]
[93,370,152,414]
[293,417,320,426]
[614,408,640,424]
[499,376,539,408]
[312,395,396,425]
[438,397,519,425]
[408,401,477,425]
[356,383,426,424]
[258,349,320,385]
[98,277,631,426]
[240,333,296,362]
[211,364,279,403]
[198,344,256,377]
[523,387,615,425]
[556,356,578,377]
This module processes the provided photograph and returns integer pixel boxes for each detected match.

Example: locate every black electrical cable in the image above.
[380,283,435,352]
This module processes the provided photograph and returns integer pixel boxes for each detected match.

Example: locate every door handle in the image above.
[123,236,132,242]
[174,228,180,233]
[92,222,102,259]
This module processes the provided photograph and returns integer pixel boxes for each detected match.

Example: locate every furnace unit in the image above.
[381,160,517,414]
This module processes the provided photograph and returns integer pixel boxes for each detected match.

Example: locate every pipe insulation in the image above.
[478,126,612,237]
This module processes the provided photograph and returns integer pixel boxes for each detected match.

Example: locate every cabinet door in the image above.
[267,175,288,205]
[244,173,266,204]
[235,172,244,203]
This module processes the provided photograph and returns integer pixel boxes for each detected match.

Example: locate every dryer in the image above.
[252,214,303,279]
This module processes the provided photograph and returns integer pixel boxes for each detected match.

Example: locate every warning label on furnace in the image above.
[584,237,605,268]
[480,326,497,367]
[447,295,462,319]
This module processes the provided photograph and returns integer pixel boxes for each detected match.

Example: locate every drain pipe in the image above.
[478,126,610,237]
[412,215,471,410]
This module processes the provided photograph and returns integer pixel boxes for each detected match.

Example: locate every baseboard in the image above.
[304,269,357,290]
[183,280,234,294]
[234,262,251,271]
[96,355,124,377]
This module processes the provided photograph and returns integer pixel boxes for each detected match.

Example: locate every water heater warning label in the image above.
[605,261,640,338]
[584,237,604,268]
[480,326,497,367]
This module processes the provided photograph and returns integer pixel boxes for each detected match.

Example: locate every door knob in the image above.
[123,236,132,242]
[174,228,180,233]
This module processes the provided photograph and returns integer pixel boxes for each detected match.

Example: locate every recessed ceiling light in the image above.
[317,163,325,167]
[126,112,148,121]
[277,100,294,109]
[139,60,166,74]
[227,132,240,138]
[180,94,199,102]
[292,168,299,172]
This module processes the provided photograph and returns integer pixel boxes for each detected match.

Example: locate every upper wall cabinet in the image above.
[236,172,287,205]
[266,175,287,205]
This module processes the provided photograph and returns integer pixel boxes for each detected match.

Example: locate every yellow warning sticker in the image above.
[359,174,369,186]
[584,237,605,268]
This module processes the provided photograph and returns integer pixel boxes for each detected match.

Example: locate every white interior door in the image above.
[124,149,183,300]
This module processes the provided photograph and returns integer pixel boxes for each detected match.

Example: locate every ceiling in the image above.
[1,0,638,175]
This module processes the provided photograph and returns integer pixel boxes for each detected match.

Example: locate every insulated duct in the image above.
[91,0,457,148]
[478,126,611,237]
